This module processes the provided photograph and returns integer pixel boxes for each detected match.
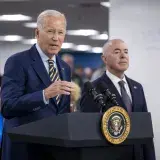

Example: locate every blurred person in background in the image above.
[91,63,105,81]
[80,39,156,160]
[83,67,93,82]
[1,9,76,160]
[74,65,84,87]
[62,54,84,88]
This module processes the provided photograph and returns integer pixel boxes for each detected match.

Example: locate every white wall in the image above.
[0,43,31,74]
[110,0,160,159]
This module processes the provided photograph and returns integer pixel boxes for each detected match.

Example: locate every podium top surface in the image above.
[7,112,153,147]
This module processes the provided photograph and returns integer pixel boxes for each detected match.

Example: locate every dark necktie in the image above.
[118,80,132,113]
[48,59,60,104]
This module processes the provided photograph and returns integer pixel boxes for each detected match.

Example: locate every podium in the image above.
[7,112,154,160]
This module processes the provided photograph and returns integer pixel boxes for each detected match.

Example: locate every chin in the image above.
[48,50,59,55]
[119,68,128,72]
[119,65,128,70]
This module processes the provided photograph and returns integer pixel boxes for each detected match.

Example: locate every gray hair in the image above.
[37,9,67,29]
[102,39,125,56]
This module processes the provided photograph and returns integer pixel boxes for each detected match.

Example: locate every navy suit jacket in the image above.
[80,73,156,160]
[1,45,71,160]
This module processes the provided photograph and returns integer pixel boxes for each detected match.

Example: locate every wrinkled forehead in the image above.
[112,41,128,50]
[41,15,66,29]
[103,40,128,55]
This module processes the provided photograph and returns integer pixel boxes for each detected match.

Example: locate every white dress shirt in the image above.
[36,43,57,72]
[106,70,132,102]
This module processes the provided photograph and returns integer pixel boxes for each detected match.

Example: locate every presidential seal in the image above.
[101,106,130,144]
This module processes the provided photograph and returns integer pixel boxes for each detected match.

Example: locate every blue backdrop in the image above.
[60,51,103,69]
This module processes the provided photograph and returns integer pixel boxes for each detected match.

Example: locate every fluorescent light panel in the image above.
[62,43,75,49]
[24,22,37,28]
[90,33,108,40]
[76,45,92,51]
[100,2,111,8]
[22,39,37,44]
[67,29,99,36]
[0,14,32,21]
[0,35,23,41]
[92,47,102,53]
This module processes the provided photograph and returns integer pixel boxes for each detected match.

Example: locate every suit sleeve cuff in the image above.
[42,90,49,105]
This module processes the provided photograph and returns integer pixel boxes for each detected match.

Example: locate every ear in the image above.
[35,28,39,39]
[101,55,107,64]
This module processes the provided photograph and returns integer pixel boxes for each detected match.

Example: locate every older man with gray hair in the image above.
[80,39,156,160]
[1,9,76,160]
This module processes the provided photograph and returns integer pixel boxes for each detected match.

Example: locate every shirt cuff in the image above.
[42,90,49,104]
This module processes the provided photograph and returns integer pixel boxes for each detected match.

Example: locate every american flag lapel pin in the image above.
[134,86,137,89]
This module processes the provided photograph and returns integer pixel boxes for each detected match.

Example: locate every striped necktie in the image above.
[48,59,61,104]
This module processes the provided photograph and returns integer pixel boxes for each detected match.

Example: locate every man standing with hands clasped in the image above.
[1,9,76,160]
[80,39,156,160]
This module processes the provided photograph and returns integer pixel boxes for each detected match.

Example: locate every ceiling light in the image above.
[0,14,32,21]
[62,43,75,49]
[90,33,108,40]
[67,29,99,36]
[22,39,37,44]
[24,22,37,28]
[75,45,92,51]
[100,2,111,8]
[92,47,102,53]
[0,35,23,41]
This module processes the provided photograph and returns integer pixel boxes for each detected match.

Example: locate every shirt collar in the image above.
[106,70,127,84]
[35,43,56,63]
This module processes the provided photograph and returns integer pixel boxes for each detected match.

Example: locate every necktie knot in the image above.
[118,80,125,88]
[48,59,54,66]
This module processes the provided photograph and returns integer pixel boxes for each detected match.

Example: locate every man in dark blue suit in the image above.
[80,39,156,160]
[1,9,75,160]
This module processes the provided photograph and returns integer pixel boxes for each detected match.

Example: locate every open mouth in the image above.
[49,44,59,49]
[50,44,58,47]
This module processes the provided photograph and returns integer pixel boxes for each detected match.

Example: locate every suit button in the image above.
[33,106,41,111]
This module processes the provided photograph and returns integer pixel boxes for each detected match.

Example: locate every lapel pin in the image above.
[134,86,137,89]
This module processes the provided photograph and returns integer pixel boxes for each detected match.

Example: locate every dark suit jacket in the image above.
[80,73,156,160]
[1,45,71,160]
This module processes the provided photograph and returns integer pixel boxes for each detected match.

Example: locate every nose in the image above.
[120,52,127,58]
[52,32,58,41]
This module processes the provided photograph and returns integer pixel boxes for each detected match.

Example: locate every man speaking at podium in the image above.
[80,39,156,160]
[1,10,75,160]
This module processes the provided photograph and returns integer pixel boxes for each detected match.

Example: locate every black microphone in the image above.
[84,81,106,111]
[98,82,119,106]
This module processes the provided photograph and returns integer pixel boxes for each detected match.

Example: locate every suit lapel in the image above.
[30,45,58,107]
[101,73,127,111]
[30,45,51,87]
[56,56,66,81]
[56,56,69,108]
